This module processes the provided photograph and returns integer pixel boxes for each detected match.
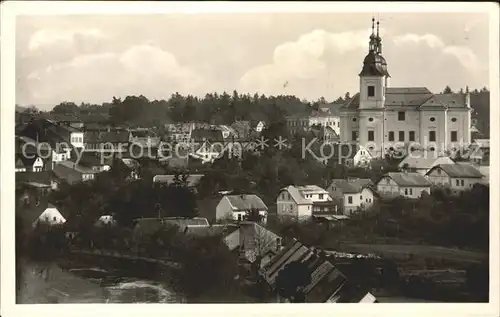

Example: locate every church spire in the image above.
[369,17,377,52]
[376,20,382,54]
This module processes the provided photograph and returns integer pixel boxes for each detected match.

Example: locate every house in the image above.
[467,138,489,165]
[276,185,337,221]
[217,125,239,140]
[376,172,431,199]
[190,140,225,164]
[397,151,455,175]
[33,204,66,228]
[83,130,130,154]
[95,215,116,227]
[311,125,339,144]
[15,154,45,172]
[230,121,252,139]
[121,158,141,180]
[73,152,112,173]
[261,239,374,303]
[425,163,484,191]
[321,143,372,167]
[339,19,472,157]
[215,194,268,224]
[152,174,204,188]
[45,120,85,149]
[223,221,282,267]
[53,161,98,184]
[165,123,194,143]
[286,111,340,136]
[162,217,210,232]
[252,120,266,133]
[327,178,376,215]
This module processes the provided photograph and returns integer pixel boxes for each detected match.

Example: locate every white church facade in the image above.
[339,19,472,158]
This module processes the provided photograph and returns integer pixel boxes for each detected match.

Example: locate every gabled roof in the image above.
[162,217,210,231]
[381,172,431,187]
[224,194,268,211]
[329,178,373,194]
[398,152,454,170]
[280,185,329,205]
[122,158,141,170]
[427,163,484,178]
[190,129,224,142]
[84,131,130,143]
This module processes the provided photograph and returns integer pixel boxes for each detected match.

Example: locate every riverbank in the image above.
[17,258,184,303]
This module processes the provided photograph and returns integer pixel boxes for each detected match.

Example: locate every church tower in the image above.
[358,19,390,156]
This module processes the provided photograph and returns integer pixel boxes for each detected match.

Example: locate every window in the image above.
[368,130,374,141]
[437,169,442,175]
[461,180,464,186]
[429,131,436,142]
[398,112,405,121]
[409,131,415,142]
[348,196,353,204]
[404,188,408,195]
[456,179,460,186]
[237,214,242,221]
[386,178,390,184]
[451,131,458,142]
[319,194,324,200]
[367,86,375,97]
[399,131,405,142]
[430,117,435,122]
[409,188,413,195]
[388,131,394,141]
[360,195,363,200]
[352,131,358,141]
[451,117,457,122]
[352,118,357,122]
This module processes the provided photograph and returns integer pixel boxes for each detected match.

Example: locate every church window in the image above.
[352,131,358,141]
[451,131,458,142]
[429,131,436,142]
[429,147,435,151]
[409,131,415,141]
[399,131,405,142]
[352,118,357,122]
[398,112,405,121]
[388,131,394,141]
[368,131,375,141]
[451,117,457,122]
[430,117,436,122]
[367,86,375,97]
[368,117,374,122]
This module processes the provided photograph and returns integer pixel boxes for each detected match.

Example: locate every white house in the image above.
[425,163,484,192]
[397,151,455,175]
[376,172,431,199]
[327,178,376,215]
[286,112,340,136]
[276,185,337,221]
[323,143,373,167]
[95,215,116,227]
[339,19,472,157]
[253,121,266,133]
[215,194,268,224]
[33,205,66,228]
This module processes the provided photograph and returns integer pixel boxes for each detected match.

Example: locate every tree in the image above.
[344,92,351,101]
[52,102,79,114]
[443,86,453,94]
[275,260,311,302]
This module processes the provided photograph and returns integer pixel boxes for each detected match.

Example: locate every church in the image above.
[339,19,472,158]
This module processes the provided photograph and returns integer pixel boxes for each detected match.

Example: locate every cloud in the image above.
[239,28,486,101]
[21,44,205,105]
[393,33,481,71]
[238,28,386,100]
[28,28,107,51]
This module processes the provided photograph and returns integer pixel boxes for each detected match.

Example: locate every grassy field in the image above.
[340,243,488,264]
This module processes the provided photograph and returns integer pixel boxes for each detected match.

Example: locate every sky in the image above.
[16,12,490,110]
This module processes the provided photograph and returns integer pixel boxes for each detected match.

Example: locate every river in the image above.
[17,260,185,303]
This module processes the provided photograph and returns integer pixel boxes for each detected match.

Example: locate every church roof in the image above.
[341,88,470,111]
